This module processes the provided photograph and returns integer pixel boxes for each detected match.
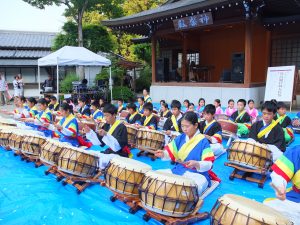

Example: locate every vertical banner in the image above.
[264,66,296,104]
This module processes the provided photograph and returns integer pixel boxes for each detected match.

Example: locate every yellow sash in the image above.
[62,114,75,127]
[204,120,216,133]
[163,110,170,117]
[108,120,121,135]
[144,115,153,126]
[92,109,100,118]
[129,111,138,121]
[118,106,123,112]
[54,102,59,110]
[257,116,284,139]
[139,105,143,112]
[145,95,151,102]
[171,115,179,132]
[235,110,246,122]
[277,114,286,124]
[178,133,205,161]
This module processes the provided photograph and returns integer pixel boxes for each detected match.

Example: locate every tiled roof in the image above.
[0,50,51,58]
[0,30,56,49]
[102,0,222,26]
[0,59,38,66]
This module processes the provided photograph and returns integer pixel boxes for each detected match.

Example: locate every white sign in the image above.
[264,66,296,102]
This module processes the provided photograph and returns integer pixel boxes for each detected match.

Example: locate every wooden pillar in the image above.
[151,36,157,83]
[265,30,271,68]
[244,20,252,86]
[181,33,188,81]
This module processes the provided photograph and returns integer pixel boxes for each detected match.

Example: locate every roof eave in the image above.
[102,0,227,27]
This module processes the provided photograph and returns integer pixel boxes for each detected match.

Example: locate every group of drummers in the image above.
[0,88,299,224]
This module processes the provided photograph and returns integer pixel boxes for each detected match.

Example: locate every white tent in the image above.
[38,46,112,99]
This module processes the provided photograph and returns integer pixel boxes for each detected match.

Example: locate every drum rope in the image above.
[231,207,239,225]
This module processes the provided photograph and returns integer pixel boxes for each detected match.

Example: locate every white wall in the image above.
[84,66,102,86]
[150,85,266,107]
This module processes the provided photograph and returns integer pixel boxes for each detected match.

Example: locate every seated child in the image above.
[125,103,141,124]
[247,99,258,123]
[274,102,294,145]
[248,100,285,161]
[137,102,158,130]
[264,146,300,224]
[214,99,223,115]
[199,104,224,157]
[230,99,251,137]
[155,111,215,194]
[225,99,236,117]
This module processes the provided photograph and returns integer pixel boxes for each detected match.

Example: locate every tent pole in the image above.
[56,64,59,99]
[109,67,112,103]
[38,66,41,98]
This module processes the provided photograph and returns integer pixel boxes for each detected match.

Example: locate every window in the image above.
[178,52,200,68]
[271,37,300,68]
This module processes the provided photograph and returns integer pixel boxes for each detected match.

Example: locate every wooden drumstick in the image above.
[270,182,284,195]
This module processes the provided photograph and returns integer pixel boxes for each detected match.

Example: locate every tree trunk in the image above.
[77,12,85,80]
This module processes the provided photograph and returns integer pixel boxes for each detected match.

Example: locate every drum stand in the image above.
[224,162,268,188]
[108,190,141,214]
[44,166,103,194]
[4,146,12,151]
[138,200,209,225]
[136,147,157,161]
[19,153,43,168]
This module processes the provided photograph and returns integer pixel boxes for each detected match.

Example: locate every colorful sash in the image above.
[143,115,153,126]
[29,106,38,118]
[235,110,246,122]
[108,120,121,135]
[166,134,204,162]
[171,115,179,132]
[257,116,283,139]
[62,114,76,128]
[204,120,216,134]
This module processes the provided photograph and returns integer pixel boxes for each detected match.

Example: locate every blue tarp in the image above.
[0,128,299,224]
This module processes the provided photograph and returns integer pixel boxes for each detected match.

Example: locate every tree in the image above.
[52,21,114,53]
[23,0,100,47]
[123,0,165,15]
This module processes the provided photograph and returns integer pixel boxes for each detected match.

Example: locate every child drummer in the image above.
[248,100,285,161]
[275,102,294,145]
[199,104,224,157]
[230,99,251,137]
[163,100,183,143]
[136,102,158,130]
[83,104,131,158]
[125,103,141,124]
[155,112,216,194]
[264,146,300,224]
[48,96,60,111]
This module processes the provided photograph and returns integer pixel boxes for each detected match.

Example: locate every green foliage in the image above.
[23,0,100,19]
[60,73,78,93]
[95,57,125,86]
[52,21,114,53]
[112,86,135,102]
[83,24,114,52]
[133,43,152,64]
[136,65,152,92]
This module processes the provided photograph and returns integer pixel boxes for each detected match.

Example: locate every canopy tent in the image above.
[37,46,112,99]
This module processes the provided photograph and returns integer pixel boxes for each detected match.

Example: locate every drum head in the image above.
[216,194,292,225]
[144,170,196,186]
[110,157,152,173]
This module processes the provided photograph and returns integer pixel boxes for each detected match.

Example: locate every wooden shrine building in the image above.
[103,0,300,104]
